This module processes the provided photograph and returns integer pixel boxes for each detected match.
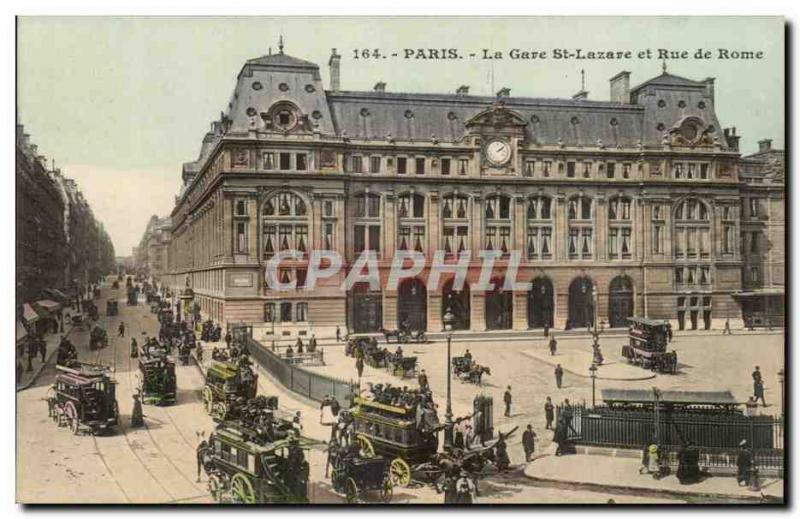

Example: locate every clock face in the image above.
[486,140,512,166]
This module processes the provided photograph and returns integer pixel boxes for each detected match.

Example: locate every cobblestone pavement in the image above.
[16,280,783,503]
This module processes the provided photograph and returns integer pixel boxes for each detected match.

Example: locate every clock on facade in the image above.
[485,139,512,166]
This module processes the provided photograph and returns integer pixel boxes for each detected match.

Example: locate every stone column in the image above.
[512,291,528,330]
[428,190,440,259]
[312,194,323,252]
[471,194,483,253]
[513,195,526,253]
[554,194,567,261]
[248,196,258,263]
[471,290,486,331]
[223,196,234,262]
[384,191,396,260]
[595,195,607,261]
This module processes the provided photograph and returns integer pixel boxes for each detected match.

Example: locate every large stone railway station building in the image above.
[163,44,784,337]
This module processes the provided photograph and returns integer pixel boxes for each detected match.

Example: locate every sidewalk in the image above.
[16,323,76,392]
[523,446,784,503]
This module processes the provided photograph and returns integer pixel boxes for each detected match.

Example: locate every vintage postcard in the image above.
[15,16,785,505]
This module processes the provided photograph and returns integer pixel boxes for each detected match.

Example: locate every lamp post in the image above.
[778,368,785,417]
[592,284,598,332]
[589,363,598,407]
[443,307,455,450]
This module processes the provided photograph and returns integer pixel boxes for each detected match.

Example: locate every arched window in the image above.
[673,198,711,260]
[442,194,469,257]
[353,193,381,255]
[568,195,593,260]
[261,192,309,259]
[608,196,633,260]
[484,194,512,257]
[527,196,552,260]
[397,193,426,253]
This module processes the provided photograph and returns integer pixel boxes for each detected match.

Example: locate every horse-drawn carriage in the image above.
[350,394,440,487]
[385,354,419,378]
[106,300,118,316]
[47,363,119,435]
[451,357,491,385]
[200,423,310,504]
[621,317,678,374]
[330,449,393,503]
[381,328,428,344]
[89,326,108,350]
[83,300,99,321]
[203,359,258,422]
[138,353,176,405]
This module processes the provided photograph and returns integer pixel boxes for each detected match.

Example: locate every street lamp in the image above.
[442,307,455,450]
[589,363,598,407]
[778,369,785,417]
[592,285,599,332]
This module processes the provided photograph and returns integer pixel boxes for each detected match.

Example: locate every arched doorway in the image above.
[350,282,382,333]
[485,277,512,330]
[608,276,634,328]
[528,277,554,329]
[567,276,594,330]
[442,279,470,331]
[398,278,427,331]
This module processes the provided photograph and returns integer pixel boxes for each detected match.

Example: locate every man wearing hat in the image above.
[737,439,753,487]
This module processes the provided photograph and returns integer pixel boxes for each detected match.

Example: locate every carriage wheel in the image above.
[355,434,375,458]
[64,401,79,435]
[207,473,225,502]
[212,402,227,422]
[417,333,427,343]
[390,458,411,487]
[202,387,214,414]
[401,335,410,344]
[380,478,393,503]
[345,478,359,504]
[230,472,256,504]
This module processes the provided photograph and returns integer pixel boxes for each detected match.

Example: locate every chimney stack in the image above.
[609,71,631,103]
[456,85,470,95]
[572,90,588,101]
[702,77,715,104]
[758,139,772,153]
[373,81,386,93]
[328,48,341,91]
[496,87,510,98]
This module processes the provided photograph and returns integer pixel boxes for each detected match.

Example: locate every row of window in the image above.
[264,301,309,323]
[344,155,469,176]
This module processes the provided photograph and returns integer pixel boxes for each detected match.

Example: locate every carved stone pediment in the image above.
[465,102,528,133]
[669,117,715,148]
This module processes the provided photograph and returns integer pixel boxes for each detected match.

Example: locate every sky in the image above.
[16,16,784,256]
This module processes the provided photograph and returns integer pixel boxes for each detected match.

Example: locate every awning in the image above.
[22,303,40,323]
[16,320,28,343]
[602,388,738,406]
[44,288,71,305]
[36,299,62,313]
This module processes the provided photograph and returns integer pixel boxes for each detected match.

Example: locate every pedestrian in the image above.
[666,323,673,342]
[308,334,317,353]
[555,364,564,389]
[225,332,232,348]
[418,369,429,392]
[747,317,755,331]
[503,386,512,417]
[39,340,47,363]
[297,338,304,355]
[118,322,125,337]
[754,379,766,406]
[752,366,763,384]
[544,396,555,430]
[336,326,341,342]
[463,349,473,363]
[737,440,752,487]
[494,435,510,471]
[286,344,294,359]
[549,336,557,356]
[131,393,144,427]
[355,356,364,379]
[454,422,465,449]
[455,472,475,504]
[196,437,209,482]
[723,318,732,335]
[293,411,303,432]
[522,424,536,462]
[543,323,550,338]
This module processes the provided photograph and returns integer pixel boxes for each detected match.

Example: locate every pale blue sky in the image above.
[17,16,784,255]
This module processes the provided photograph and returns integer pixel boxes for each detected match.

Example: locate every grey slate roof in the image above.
[245,53,319,69]
[631,71,705,93]
[327,91,644,147]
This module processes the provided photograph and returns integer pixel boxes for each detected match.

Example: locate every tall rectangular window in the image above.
[567,161,576,178]
[416,157,425,175]
[606,162,616,179]
[458,159,468,175]
[263,152,275,170]
[397,157,407,174]
[236,222,247,253]
[279,153,291,170]
[700,163,709,179]
[622,163,631,179]
[441,158,451,175]
[543,161,551,177]
[296,153,307,171]
[524,161,534,177]
[583,162,592,178]
[369,156,381,173]
[352,156,363,173]
[674,163,683,179]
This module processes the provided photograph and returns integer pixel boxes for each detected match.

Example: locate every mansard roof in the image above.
[631,71,706,93]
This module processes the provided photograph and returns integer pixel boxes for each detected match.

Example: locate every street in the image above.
[16,279,783,504]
